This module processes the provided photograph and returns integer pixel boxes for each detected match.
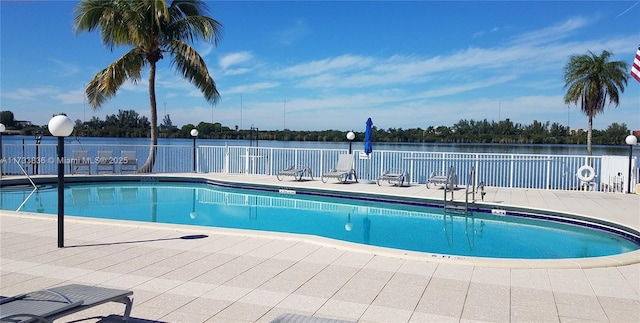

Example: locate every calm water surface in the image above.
[3,135,635,156]
[1,181,637,259]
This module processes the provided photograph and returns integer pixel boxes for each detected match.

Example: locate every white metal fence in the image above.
[1,143,637,193]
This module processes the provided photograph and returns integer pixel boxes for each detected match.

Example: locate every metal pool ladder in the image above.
[443,166,485,216]
[442,166,463,214]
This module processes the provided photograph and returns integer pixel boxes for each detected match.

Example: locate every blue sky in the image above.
[1,1,639,132]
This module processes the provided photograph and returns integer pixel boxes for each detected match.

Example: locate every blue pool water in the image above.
[1,182,638,259]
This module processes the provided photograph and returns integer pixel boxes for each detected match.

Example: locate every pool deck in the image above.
[1,173,639,322]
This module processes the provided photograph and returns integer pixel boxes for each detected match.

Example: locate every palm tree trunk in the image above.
[140,61,159,173]
[587,115,593,166]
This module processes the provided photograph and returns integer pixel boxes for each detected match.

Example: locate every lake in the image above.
[1,135,636,156]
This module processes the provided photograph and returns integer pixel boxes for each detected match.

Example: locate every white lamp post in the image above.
[0,123,5,180]
[190,129,199,172]
[625,134,637,194]
[346,131,355,154]
[49,114,74,248]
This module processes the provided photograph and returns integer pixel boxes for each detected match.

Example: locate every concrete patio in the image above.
[1,173,639,322]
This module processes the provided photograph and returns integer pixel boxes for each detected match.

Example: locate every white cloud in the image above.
[48,58,80,77]
[54,88,85,104]
[274,19,309,46]
[224,67,252,76]
[222,82,280,95]
[219,52,253,70]
[279,55,374,77]
[1,87,58,101]
[197,43,214,57]
[509,16,593,45]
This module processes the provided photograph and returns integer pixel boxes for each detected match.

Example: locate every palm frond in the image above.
[86,49,145,109]
[165,0,223,44]
[74,0,137,50]
[167,40,219,104]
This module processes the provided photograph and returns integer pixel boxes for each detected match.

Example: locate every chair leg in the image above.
[122,297,133,321]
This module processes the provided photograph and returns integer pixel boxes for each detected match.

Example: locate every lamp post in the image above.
[625,134,637,194]
[48,114,74,248]
[346,131,355,154]
[190,129,198,172]
[0,123,5,180]
[34,130,43,175]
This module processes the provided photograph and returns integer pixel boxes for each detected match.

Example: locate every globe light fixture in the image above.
[191,129,199,172]
[48,114,74,248]
[346,131,355,154]
[34,130,43,175]
[625,134,637,194]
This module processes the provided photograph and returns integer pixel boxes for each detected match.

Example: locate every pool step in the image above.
[444,205,468,215]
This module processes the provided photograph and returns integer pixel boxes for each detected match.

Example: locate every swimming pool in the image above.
[2,179,638,260]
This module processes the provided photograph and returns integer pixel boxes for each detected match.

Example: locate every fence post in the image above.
[545,157,551,189]
[509,154,514,188]
[475,154,479,187]
[224,145,229,174]
[244,147,250,174]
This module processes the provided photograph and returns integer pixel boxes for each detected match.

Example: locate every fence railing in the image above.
[1,143,637,193]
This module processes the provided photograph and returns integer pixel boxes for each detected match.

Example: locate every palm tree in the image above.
[563,50,628,157]
[73,0,222,172]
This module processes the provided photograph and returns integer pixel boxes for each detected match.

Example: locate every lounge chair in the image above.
[120,151,137,174]
[321,154,357,183]
[70,150,90,175]
[427,169,457,190]
[377,169,409,186]
[0,283,133,323]
[96,151,115,174]
[277,165,313,181]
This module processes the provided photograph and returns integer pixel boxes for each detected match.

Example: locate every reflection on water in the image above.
[1,182,637,259]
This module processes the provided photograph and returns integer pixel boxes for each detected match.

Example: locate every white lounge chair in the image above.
[377,169,409,186]
[321,154,357,183]
[96,151,115,174]
[427,168,457,190]
[70,150,90,175]
[120,150,137,173]
[0,284,133,323]
[277,165,313,181]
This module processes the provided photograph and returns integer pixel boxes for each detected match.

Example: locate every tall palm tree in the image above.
[73,0,222,172]
[563,50,628,157]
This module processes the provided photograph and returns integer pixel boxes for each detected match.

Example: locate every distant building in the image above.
[569,128,584,135]
[15,120,33,127]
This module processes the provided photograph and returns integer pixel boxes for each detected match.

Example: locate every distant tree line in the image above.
[0,109,634,145]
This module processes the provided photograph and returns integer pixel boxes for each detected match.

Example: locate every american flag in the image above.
[632,44,640,83]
